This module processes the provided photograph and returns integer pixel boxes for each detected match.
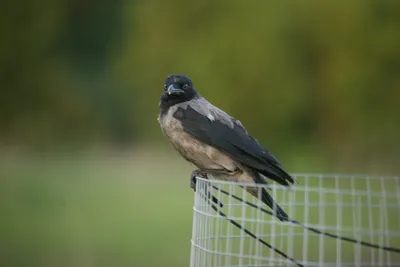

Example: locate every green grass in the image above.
[0,150,399,266]
[0,150,196,267]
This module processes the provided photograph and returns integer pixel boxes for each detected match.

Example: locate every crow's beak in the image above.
[167,84,185,95]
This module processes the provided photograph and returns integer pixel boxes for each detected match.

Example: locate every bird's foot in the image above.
[190,169,208,191]
[190,169,223,208]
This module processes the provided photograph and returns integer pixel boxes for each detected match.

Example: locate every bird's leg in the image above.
[191,168,232,190]
[191,169,223,207]
[190,169,209,191]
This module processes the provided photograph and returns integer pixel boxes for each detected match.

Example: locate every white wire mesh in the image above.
[189,174,400,267]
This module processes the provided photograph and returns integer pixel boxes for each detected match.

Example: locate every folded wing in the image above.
[173,106,294,186]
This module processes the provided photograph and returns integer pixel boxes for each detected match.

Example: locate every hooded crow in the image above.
[158,74,294,221]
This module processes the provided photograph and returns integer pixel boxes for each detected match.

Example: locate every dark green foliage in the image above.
[1,0,399,170]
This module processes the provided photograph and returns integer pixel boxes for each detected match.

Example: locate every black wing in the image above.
[174,106,294,186]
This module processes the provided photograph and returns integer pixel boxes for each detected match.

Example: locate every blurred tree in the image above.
[0,0,130,149]
[115,0,400,170]
[0,0,399,170]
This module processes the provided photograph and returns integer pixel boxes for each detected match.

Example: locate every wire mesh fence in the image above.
[190,174,400,267]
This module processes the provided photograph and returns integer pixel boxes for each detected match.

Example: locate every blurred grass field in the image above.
[0,149,197,267]
[1,148,399,267]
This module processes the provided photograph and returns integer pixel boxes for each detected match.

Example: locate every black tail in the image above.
[260,187,289,222]
[259,165,294,186]
[251,170,290,221]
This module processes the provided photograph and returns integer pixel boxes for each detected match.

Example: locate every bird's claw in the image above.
[190,169,208,191]
[190,169,223,208]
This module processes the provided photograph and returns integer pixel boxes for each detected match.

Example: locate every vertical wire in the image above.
[232,182,238,265]
[378,187,384,267]
[190,178,200,267]
[366,175,376,266]
[335,175,342,266]
[269,184,277,264]
[199,180,205,267]
[256,186,263,266]
[380,176,391,267]
[238,185,247,267]
[202,180,208,267]
[213,183,222,267]
[286,175,297,267]
[206,180,212,267]
[377,176,384,267]
[225,181,234,267]
[357,194,363,267]
[396,177,400,228]
[279,182,288,267]
[249,186,256,266]
[196,178,203,267]
[350,175,361,267]
[318,174,325,266]
[217,184,225,266]
[302,175,309,264]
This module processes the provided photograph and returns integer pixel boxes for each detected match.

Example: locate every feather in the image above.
[173,104,294,186]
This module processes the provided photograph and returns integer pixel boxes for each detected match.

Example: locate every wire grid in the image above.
[189,174,400,267]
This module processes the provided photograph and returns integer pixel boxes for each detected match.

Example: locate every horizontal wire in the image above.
[210,185,400,254]
[200,189,304,267]
[195,177,400,198]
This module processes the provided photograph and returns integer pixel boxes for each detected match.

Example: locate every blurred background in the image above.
[1,1,399,266]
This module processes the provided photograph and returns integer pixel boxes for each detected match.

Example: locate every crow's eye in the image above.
[182,84,189,89]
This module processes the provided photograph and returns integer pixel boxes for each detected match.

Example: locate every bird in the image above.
[158,74,294,221]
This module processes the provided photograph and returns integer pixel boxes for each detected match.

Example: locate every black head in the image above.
[160,74,198,112]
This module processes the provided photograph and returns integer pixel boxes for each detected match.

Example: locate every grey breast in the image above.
[158,101,238,172]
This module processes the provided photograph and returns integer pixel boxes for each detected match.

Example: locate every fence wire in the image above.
[190,174,400,267]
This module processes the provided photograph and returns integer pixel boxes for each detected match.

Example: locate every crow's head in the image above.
[161,74,198,105]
